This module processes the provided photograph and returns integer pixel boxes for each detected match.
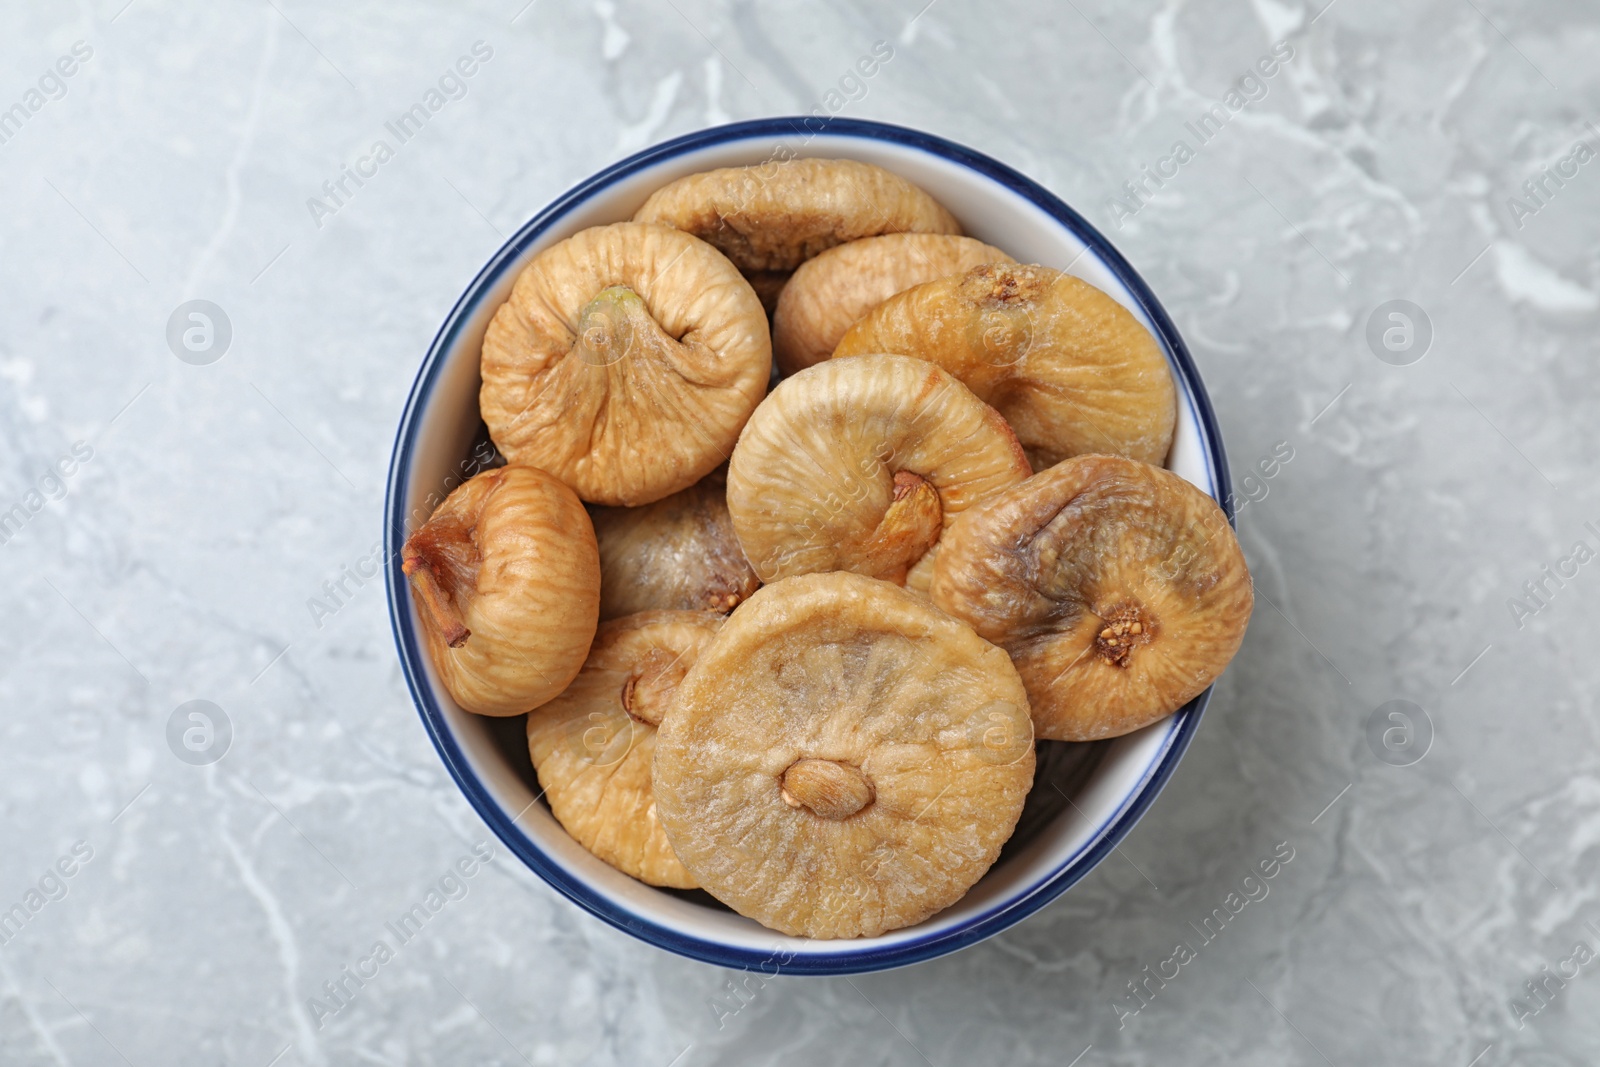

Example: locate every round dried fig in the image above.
[652,572,1034,938]
[772,234,1015,376]
[632,158,961,274]
[833,263,1177,469]
[930,454,1252,741]
[526,610,722,888]
[725,354,1031,588]
[479,222,771,507]
[590,469,759,620]
[403,465,600,717]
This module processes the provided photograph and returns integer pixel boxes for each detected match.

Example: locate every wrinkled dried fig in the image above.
[833,264,1177,469]
[726,354,1031,589]
[773,234,1015,376]
[479,222,771,507]
[527,610,722,888]
[652,572,1034,938]
[403,465,600,716]
[589,469,759,620]
[632,158,961,274]
[931,455,1252,741]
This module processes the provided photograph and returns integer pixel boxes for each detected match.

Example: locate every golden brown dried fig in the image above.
[632,158,961,274]
[403,465,600,717]
[589,469,759,620]
[652,572,1034,938]
[526,610,721,888]
[930,455,1252,741]
[772,234,1015,376]
[479,222,771,507]
[725,354,1031,589]
[833,264,1177,469]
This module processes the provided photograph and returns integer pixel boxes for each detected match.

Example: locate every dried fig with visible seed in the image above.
[726,354,1031,589]
[479,222,771,507]
[632,159,961,274]
[931,454,1252,741]
[833,264,1177,469]
[527,610,722,888]
[590,469,759,620]
[652,572,1034,938]
[403,465,600,717]
[773,234,1015,376]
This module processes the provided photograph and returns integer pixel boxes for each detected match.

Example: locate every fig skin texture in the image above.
[652,572,1035,938]
[930,454,1253,742]
[773,234,1015,376]
[632,158,962,274]
[527,610,722,889]
[403,465,600,717]
[726,354,1032,589]
[589,470,759,621]
[479,222,771,507]
[833,263,1177,469]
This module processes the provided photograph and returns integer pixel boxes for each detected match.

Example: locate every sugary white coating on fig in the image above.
[653,573,1035,938]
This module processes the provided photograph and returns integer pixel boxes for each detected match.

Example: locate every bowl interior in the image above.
[387,121,1224,970]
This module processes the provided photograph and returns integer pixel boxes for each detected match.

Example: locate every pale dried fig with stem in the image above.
[526,610,721,888]
[726,354,1031,591]
[589,468,759,620]
[632,158,961,274]
[773,234,1015,376]
[834,263,1177,469]
[479,222,771,507]
[931,454,1252,741]
[652,572,1034,938]
[403,465,600,717]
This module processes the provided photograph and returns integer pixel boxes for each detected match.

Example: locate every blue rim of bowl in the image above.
[385,116,1234,975]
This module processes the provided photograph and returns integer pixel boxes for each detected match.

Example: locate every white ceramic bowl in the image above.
[385,118,1235,974]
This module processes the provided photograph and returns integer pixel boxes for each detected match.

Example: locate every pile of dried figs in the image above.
[404,157,1253,939]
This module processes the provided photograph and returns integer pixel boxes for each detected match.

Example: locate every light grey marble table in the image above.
[2,1,1597,1064]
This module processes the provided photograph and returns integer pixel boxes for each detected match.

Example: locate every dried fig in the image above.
[403,465,600,717]
[652,572,1034,938]
[589,469,759,620]
[930,454,1253,741]
[479,222,771,507]
[526,610,721,888]
[725,354,1031,588]
[772,234,1015,376]
[833,264,1177,469]
[632,158,961,274]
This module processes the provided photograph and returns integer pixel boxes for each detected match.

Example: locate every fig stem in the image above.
[890,469,924,499]
[858,471,941,585]
[403,555,470,648]
[780,758,875,820]
[620,677,654,726]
